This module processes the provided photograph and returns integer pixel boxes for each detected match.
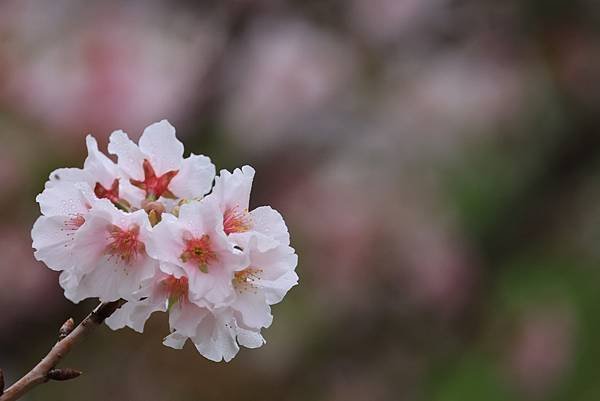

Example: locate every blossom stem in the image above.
[0,300,124,401]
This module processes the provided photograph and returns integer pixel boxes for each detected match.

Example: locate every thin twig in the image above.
[0,301,124,401]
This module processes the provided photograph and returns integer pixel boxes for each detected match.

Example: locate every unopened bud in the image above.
[47,368,82,381]
[58,318,75,340]
[143,201,165,226]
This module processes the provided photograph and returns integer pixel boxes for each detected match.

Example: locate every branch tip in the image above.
[58,318,75,340]
[47,368,82,382]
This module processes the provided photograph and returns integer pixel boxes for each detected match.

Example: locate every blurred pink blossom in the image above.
[348,0,448,45]
[223,20,356,152]
[365,46,529,163]
[1,1,223,140]
[506,305,576,399]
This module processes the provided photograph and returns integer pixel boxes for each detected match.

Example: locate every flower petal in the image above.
[139,120,184,175]
[169,154,215,199]
[233,290,272,329]
[163,332,188,350]
[213,165,255,212]
[84,135,120,188]
[36,182,93,217]
[250,206,290,246]
[108,130,146,179]
[106,297,166,333]
[146,214,185,266]
[32,215,77,271]
[45,168,90,188]
[192,312,240,362]
[236,327,265,349]
[169,302,209,338]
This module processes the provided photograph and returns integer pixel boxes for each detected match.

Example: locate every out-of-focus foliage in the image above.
[1,0,600,400]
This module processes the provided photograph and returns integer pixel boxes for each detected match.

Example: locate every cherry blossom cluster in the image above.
[31,120,298,362]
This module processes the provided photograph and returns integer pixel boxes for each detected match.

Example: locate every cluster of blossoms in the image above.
[31,120,298,362]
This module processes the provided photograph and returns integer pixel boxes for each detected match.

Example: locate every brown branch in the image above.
[0,301,124,401]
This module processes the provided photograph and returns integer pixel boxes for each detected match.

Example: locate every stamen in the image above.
[223,206,251,235]
[180,234,217,273]
[60,214,86,245]
[233,268,263,293]
[65,215,85,231]
[106,224,144,265]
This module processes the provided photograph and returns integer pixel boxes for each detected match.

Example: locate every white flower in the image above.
[32,120,298,362]
[229,232,298,330]
[146,198,246,307]
[63,200,158,303]
[107,264,264,362]
[211,166,290,247]
[163,307,265,363]
[32,182,157,303]
[108,120,215,202]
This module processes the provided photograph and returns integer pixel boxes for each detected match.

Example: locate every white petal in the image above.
[261,270,299,305]
[233,291,273,329]
[186,266,235,308]
[108,130,145,180]
[169,302,209,338]
[32,215,77,271]
[84,135,119,188]
[178,198,221,235]
[36,182,93,217]
[46,168,90,188]
[236,327,266,349]
[106,296,166,333]
[204,268,237,307]
[75,260,126,302]
[192,312,239,362]
[213,165,255,212]
[255,246,298,281]
[213,318,241,362]
[169,154,215,199]
[69,211,113,274]
[159,262,187,279]
[250,206,290,246]
[163,333,188,349]
[231,235,298,304]
[76,254,156,303]
[105,302,135,331]
[61,270,87,303]
[146,214,185,266]
[139,120,184,175]
[118,179,146,209]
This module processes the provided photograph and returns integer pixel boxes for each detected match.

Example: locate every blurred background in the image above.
[1,0,600,400]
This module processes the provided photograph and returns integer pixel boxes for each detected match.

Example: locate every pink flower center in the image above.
[106,224,144,264]
[94,179,120,204]
[180,234,217,273]
[161,275,189,309]
[223,207,251,235]
[131,159,179,200]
